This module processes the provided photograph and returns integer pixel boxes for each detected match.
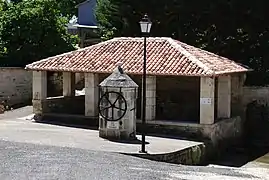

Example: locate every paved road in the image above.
[1,140,269,180]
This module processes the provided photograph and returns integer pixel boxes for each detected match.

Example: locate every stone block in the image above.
[217,75,231,118]
[85,73,99,88]
[33,71,47,100]
[146,90,156,98]
[63,72,75,97]
[85,73,99,116]
[32,99,43,114]
[42,96,85,115]
[146,105,156,120]
[200,77,215,125]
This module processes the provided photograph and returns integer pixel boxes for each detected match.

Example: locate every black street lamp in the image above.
[139,14,152,153]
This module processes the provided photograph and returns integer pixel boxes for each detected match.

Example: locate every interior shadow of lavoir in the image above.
[210,101,269,167]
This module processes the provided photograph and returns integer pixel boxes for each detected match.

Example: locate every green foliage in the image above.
[0,0,78,67]
[0,0,8,11]
[96,0,269,85]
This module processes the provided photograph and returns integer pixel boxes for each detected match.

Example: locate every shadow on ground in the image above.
[145,133,204,143]
[36,119,98,131]
[209,143,269,167]
[108,139,150,145]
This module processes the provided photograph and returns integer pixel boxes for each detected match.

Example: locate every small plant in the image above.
[0,99,12,114]
[0,104,4,114]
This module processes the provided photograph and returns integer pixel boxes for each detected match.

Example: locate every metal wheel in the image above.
[98,91,127,121]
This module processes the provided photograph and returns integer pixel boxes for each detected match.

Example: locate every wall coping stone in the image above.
[136,118,238,128]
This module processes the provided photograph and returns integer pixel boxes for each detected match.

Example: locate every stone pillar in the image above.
[63,72,75,96]
[231,74,246,117]
[32,71,47,114]
[200,77,215,124]
[85,73,99,116]
[145,75,156,121]
[217,75,231,119]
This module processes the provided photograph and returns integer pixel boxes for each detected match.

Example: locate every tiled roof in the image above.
[25,37,250,76]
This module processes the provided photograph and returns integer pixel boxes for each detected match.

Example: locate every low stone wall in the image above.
[42,95,85,115]
[137,117,242,162]
[124,143,207,165]
[0,68,32,107]
[137,116,243,147]
[202,116,243,148]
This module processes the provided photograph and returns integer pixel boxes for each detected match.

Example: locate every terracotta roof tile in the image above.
[25,37,250,76]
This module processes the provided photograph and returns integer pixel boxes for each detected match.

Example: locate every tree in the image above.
[9,0,23,3]
[0,0,8,11]
[96,0,269,85]
[0,0,78,67]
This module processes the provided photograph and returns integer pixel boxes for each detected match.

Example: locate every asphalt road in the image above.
[0,140,269,180]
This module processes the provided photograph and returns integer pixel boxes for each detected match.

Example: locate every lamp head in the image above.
[139,14,152,34]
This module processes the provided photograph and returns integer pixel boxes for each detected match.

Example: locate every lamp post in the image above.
[139,14,152,153]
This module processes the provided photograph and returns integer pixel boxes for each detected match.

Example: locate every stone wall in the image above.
[125,143,207,165]
[242,86,269,147]
[202,116,243,146]
[0,68,32,106]
[136,117,243,162]
[231,74,245,117]
[42,95,85,115]
[137,116,243,146]
[243,86,269,107]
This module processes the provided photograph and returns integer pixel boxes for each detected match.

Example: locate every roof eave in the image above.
[25,66,214,77]
[214,69,252,76]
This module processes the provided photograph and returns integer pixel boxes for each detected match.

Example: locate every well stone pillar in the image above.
[200,77,215,124]
[63,72,75,96]
[145,75,156,121]
[85,73,99,116]
[217,75,231,119]
[32,71,47,114]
